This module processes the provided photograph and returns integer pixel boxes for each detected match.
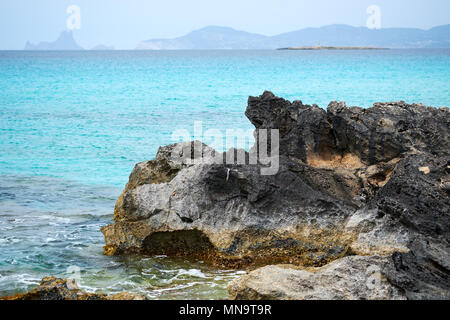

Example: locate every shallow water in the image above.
[0,175,243,299]
[0,50,449,298]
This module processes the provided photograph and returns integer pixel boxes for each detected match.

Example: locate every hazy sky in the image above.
[1,0,449,49]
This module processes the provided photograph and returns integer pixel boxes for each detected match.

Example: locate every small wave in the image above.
[0,273,40,287]
[38,215,72,224]
[162,269,210,284]
[177,269,208,279]
[1,237,21,244]
[8,218,26,224]
[152,282,198,294]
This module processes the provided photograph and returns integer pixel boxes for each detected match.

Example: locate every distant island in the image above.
[23,24,450,51]
[136,24,450,50]
[24,31,84,50]
[24,31,117,51]
[278,46,389,50]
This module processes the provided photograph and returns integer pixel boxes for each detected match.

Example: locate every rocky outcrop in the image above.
[228,256,406,300]
[0,277,144,300]
[102,140,358,268]
[102,91,449,299]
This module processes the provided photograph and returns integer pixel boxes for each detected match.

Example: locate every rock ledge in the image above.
[102,92,449,299]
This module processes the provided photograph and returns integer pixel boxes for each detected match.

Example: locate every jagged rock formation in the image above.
[24,31,84,51]
[102,91,449,299]
[0,277,144,300]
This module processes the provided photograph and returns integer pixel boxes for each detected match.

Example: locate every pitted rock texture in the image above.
[228,256,406,300]
[0,277,145,300]
[102,146,358,268]
[102,91,449,299]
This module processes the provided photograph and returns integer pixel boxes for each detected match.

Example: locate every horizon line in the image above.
[11,22,450,51]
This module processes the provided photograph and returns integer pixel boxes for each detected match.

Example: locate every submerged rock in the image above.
[102,91,449,299]
[0,277,145,300]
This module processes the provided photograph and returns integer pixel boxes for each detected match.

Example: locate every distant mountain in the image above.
[24,31,84,50]
[137,24,450,50]
[91,44,115,50]
[136,26,267,50]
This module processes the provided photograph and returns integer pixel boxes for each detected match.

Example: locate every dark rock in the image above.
[0,277,145,300]
[101,92,449,299]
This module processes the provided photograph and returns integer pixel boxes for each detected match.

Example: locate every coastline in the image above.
[1,50,449,300]
[277,46,389,50]
[100,92,450,300]
[1,92,449,300]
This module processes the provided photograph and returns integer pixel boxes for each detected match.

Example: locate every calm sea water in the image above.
[0,50,449,299]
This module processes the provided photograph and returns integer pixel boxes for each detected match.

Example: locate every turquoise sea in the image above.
[0,50,449,299]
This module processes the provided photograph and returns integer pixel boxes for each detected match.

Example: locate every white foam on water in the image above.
[7,237,20,244]
[177,268,208,278]
[152,282,197,294]
[141,272,158,279]
[0,273,41,288]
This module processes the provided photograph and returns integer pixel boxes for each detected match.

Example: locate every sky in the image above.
[0,0,449,49]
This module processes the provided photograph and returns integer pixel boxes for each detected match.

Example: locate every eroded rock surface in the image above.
[228,256,406,300]
[102,91,449,299]
[102,142,358,268]
[0,277,145,300]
